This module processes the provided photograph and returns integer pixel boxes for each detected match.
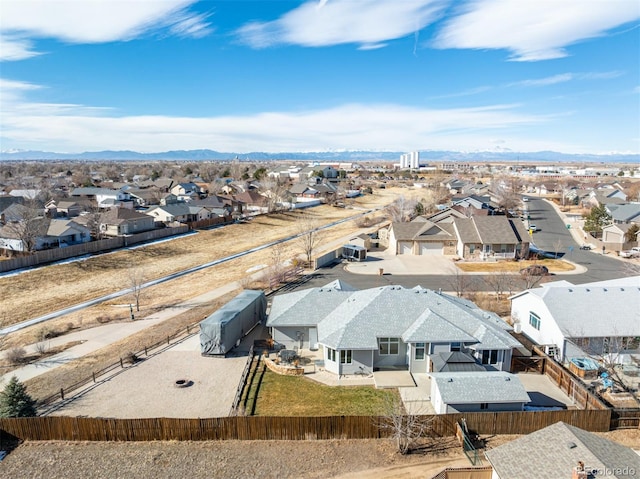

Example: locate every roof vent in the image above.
[568,289,573,292]
[567,442,577,449]
[447,378,453,382]
[505,377,511,381]
[585,288,590,292]
[603,288,607,292]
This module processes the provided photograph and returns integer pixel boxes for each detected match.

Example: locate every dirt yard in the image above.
[1,430,638,479]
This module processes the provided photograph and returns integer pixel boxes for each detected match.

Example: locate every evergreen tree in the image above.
[583,204,611,235]
[0,376,37,418]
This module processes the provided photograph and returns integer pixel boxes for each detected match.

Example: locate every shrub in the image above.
[6,347,27,365]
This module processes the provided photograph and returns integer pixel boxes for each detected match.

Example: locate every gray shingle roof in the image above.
[268,284,522,351]
[431,371,530,404]
[485,421,640,479]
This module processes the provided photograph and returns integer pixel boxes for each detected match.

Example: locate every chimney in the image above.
[572,461,588,479]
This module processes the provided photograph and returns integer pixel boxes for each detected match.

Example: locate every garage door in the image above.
[420,242,443,255]
[399,242,413,255]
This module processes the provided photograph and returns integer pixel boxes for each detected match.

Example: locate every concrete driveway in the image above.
[344,251,459,276]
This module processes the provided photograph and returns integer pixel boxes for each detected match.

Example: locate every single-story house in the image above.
[452,216,530,260]
[510,277,640,363]
[387,220,457,255]
[607,203,640,224]
[430,371,530,413]
[485,421,640,479]
[267,281,522,376]
[0,218,91,252]
[145,203,210,224]
[100,208,156,236]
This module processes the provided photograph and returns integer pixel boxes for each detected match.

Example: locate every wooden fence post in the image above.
[60,388,64,400]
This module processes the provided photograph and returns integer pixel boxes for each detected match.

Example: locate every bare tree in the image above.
[519,268,545,290]
[483,267,515,299]
[377,395,434,455]
[386,195,417,222]
[260,178,290,213]
[128,264,146,313]
[267,243,287,287]
[296,213,323,266]
[492,175,522,212]
[553,238,564,259]
[3,199,47,252]
[446,266,476,298]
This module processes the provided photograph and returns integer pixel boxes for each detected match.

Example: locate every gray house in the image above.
[266,281,522,376]
[430,371,530,413]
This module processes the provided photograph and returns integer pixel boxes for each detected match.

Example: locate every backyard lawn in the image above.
[252,370,400,416]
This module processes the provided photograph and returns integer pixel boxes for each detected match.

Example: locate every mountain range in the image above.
[1,149,638,163]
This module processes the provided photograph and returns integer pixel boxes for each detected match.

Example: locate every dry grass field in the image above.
[456,258,576,273]
[0,188,417,398]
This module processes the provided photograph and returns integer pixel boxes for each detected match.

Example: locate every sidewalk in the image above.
[0,281,240,385]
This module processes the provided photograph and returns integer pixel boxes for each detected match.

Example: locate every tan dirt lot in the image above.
[1,430,638,479]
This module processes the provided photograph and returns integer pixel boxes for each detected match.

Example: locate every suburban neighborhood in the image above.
[0,155,639,478]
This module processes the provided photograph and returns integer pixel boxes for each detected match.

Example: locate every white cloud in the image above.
[236,0,446,48]
[1,78,562,153]
[433,0,640,61]
[511,74,574,87]
[0,0,212,61]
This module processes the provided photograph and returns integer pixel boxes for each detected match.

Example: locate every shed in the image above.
[200,290,267,356]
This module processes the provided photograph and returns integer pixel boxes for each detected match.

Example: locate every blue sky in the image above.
[1,0,639,155]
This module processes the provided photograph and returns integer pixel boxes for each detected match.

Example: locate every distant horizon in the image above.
[2,1,639,155]
[1,147,638,164]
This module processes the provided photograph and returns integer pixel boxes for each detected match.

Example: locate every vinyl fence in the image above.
[0,409,612,443]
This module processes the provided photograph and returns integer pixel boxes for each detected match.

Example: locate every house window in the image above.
[340,350,352,364]
[414,343,425,361]
[327,348,336,362]
[480,403,489,410]
[529,312,541,330]
[379,337,399,355]
[481,350,499,365]
[469,245,475,254]
[451,342,461,352]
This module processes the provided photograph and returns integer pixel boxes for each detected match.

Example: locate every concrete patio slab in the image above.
[374,370,415,388]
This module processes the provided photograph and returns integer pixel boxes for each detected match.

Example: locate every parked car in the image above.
[529,224,538,232]
[579,244,595,250]
[522,197,529,202]
[619,247,640,258]
[520,265,549,276]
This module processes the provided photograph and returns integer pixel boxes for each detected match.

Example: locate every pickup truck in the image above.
[619,247,640,258]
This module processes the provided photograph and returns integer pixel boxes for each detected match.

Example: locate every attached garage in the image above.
[419,242,443,255]
[398,241,413,255]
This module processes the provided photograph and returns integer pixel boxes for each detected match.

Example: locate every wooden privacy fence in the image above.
[532,346,608,410]
[0,409,612,443]
[0,226,189,273]
[610,408,640,430]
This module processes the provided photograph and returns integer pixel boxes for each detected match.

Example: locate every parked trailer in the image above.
[200,290,267,356]
[341,244,366,262]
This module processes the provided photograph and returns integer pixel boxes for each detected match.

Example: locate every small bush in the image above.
[123,351,140,364]
[6,347,27,365]
[96,316,111,324]
[34,341,49,356]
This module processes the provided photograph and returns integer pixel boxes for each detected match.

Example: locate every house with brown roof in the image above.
[387,219,457,255]
[100,208,156,236]
[452,216,530,260]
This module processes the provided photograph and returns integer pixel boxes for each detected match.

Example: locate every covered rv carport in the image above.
[200,290,267,356]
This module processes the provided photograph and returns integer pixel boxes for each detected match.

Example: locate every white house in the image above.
[510,277,640,363]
